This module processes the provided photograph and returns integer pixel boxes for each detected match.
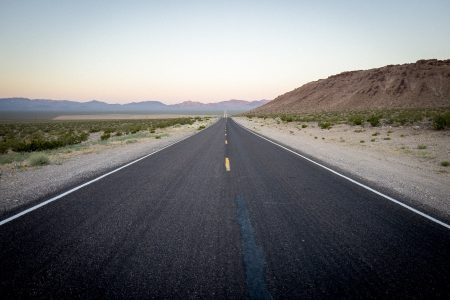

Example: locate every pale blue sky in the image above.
[1,0,449,103]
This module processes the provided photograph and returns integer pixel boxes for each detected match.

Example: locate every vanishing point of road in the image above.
[1,118,449,299]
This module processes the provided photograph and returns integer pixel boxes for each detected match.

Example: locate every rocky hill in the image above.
[253,59,450,115]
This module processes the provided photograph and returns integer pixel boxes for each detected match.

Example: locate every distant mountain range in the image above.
[0,98,270,114]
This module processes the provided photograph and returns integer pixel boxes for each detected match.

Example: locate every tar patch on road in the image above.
[235,195,272,300]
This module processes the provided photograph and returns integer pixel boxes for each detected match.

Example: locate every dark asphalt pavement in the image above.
[1,118,449,299]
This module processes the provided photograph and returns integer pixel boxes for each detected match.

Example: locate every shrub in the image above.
[360,140,365,143]
[367,114,381,127]
[29,153,50,166]
[281,115,294,122]
[417,144,427,149]
[100,132,111,140]
[0,142,8,154]
[372,132,379,136]
[433,114,448,130]
[130,127,140,134]
[301,124,308,128]
[348,115,364,126]
[383,137,391,140]
[319,121,332,129]
[9,131,88,152]
[441,161,449,167]
[198,125,206,130]
[104,128,114,134]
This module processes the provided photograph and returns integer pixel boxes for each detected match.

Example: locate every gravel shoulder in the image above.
[234,117,450,220]
[0,118,216,216]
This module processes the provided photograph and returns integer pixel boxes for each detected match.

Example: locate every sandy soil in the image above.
[53,114,194,120]
[234,117,450,219]
[0,118,216,215]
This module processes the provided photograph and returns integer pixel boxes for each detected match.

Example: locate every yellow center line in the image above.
[225,157,231,172]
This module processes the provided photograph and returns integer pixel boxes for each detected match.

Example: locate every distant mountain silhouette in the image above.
[0,98,270,114]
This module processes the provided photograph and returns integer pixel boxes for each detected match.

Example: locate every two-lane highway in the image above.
[1,118,449,299]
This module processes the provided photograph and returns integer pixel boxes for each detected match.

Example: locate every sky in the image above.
[1,0,449,104]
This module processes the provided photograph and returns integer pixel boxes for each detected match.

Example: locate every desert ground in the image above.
[234,116,450,219]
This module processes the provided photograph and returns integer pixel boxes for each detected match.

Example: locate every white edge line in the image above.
[233,118,450,230]
[0,120,217,227]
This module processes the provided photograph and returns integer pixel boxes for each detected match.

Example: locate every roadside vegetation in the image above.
[28,153,50,166]
[0,117,207,165]
[243,108,450,169]
[245,107,450,130]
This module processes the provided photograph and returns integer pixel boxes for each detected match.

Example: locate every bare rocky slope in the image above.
[253,59,450,114]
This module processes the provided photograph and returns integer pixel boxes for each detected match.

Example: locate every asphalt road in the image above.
[1,118,449,299]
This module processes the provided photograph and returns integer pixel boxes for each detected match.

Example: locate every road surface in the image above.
[1,118,449,299]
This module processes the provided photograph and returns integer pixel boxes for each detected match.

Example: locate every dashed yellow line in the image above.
[225,157,231,172]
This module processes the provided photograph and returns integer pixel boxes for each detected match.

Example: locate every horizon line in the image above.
[0,97,271,106]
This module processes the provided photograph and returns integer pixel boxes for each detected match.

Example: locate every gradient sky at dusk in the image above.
[1,0,449,104]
